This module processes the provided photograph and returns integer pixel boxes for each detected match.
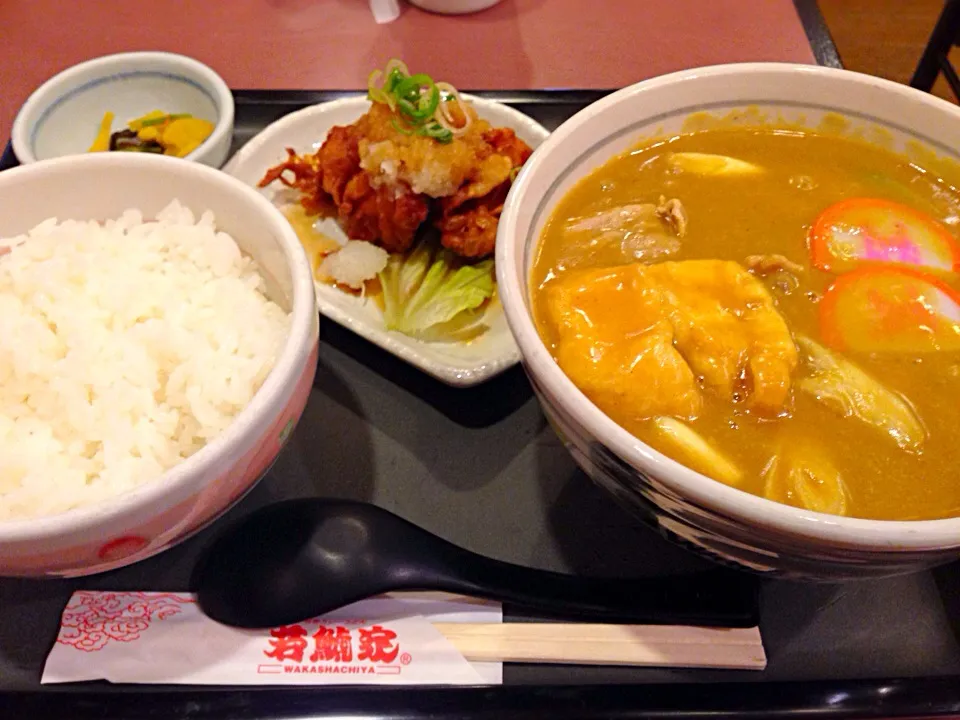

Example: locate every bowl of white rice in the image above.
[0,151,318,577]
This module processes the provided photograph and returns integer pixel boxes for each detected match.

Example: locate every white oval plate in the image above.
[225,96,549,387]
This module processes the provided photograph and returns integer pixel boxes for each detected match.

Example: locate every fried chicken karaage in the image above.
[259,94,532,259]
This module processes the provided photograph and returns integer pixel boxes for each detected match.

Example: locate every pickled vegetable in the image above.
[88,110,213,158]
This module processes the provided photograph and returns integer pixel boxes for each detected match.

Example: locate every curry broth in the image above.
[532,128,960,521]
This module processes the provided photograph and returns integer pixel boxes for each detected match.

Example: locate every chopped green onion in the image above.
[398,93,437,123]
[368,87,390,106]
[395,73,431,97]
[421,123,453,143]
[384,67,405,94]
[367,69,398,109]
[395,74,439,123]
[390,117,415,136]
[367,59,469,143]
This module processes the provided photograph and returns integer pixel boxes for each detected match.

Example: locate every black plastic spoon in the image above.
[194,498,759,629]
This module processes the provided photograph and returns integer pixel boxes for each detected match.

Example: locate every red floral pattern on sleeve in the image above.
[57,591,196,652]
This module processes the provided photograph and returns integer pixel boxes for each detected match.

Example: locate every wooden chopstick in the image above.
[432,623,766,670]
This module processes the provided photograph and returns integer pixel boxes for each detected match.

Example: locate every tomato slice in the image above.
[809,198,960,274]
[820,266,960,353]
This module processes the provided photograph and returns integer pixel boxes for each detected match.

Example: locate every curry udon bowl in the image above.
[0,153,318,577]
[497,63,960,579]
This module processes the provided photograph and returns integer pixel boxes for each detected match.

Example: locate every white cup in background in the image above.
[407,0,504,14]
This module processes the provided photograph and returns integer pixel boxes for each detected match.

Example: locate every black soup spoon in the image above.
[194,498,758,629]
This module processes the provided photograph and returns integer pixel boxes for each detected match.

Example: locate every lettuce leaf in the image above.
[379,237,495,341]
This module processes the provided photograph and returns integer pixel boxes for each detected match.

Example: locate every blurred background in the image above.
[822,0,958,101]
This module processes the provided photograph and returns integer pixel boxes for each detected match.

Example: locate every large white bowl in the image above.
[497,63,960,580]
[0,152,318,577]
[11,51,234,168]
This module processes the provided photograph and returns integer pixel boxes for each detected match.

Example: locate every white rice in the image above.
[0,201,291,521]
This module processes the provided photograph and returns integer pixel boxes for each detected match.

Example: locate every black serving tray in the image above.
[4,8,960,717]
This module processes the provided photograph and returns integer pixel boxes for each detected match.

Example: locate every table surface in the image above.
[0,0,818,138]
